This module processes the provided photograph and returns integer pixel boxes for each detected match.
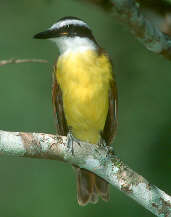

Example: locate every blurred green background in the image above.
[0,0,170,217]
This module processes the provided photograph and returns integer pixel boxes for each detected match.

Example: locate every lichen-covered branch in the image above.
[0,58,48,66]
[80,0,171,60]
[0,130,170,217]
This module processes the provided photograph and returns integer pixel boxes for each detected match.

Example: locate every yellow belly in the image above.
[56,50,112,144]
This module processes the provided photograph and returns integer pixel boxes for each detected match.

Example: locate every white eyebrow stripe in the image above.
[50,20,90,30]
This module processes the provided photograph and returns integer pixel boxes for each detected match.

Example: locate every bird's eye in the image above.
[60,32,68,35]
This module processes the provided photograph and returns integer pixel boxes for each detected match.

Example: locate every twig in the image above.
[0,130,170,217]
[0,58,48,67]
[80,0,171,60]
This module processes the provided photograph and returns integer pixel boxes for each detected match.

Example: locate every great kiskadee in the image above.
[34,16,118,206]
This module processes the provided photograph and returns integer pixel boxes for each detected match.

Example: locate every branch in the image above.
[0,58,48,67]
[80,0,171,60]
[0,130,170,217]
[135,0,171,15]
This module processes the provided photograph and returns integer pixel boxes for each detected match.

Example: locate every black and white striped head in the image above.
[34,16,98,54]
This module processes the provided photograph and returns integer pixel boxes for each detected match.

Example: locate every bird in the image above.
[33,16,118,206]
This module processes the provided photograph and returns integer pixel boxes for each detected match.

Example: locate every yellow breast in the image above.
[56,50,113,144]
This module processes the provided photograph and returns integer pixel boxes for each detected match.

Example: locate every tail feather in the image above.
[95,175,109,201]
[75,167,109,206]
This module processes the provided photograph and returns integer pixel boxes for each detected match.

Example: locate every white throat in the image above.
[51,36,97,55]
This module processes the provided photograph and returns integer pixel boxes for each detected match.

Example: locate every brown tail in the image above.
[75,167,109,206]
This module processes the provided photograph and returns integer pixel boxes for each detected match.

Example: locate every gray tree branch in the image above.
[0,130,170,217]
[80,0,171,60]
[0,58,48,67]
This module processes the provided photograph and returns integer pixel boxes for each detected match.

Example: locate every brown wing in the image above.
[52,66,68,136]
[102,79,118,145]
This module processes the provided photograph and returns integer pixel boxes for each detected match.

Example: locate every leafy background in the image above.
[0,0,170,217]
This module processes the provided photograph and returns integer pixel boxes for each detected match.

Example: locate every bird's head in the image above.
[34,16,98,54]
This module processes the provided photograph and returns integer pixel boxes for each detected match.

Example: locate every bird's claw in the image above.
[67,131,81,155]
[67,131,74,154]
[98,138,115,155]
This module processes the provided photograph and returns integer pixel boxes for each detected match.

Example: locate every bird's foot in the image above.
[98,138,115,155]
[67,131,81,155]
[98,137,107,148]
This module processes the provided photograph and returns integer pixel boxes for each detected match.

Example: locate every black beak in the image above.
[33,29,60,39]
